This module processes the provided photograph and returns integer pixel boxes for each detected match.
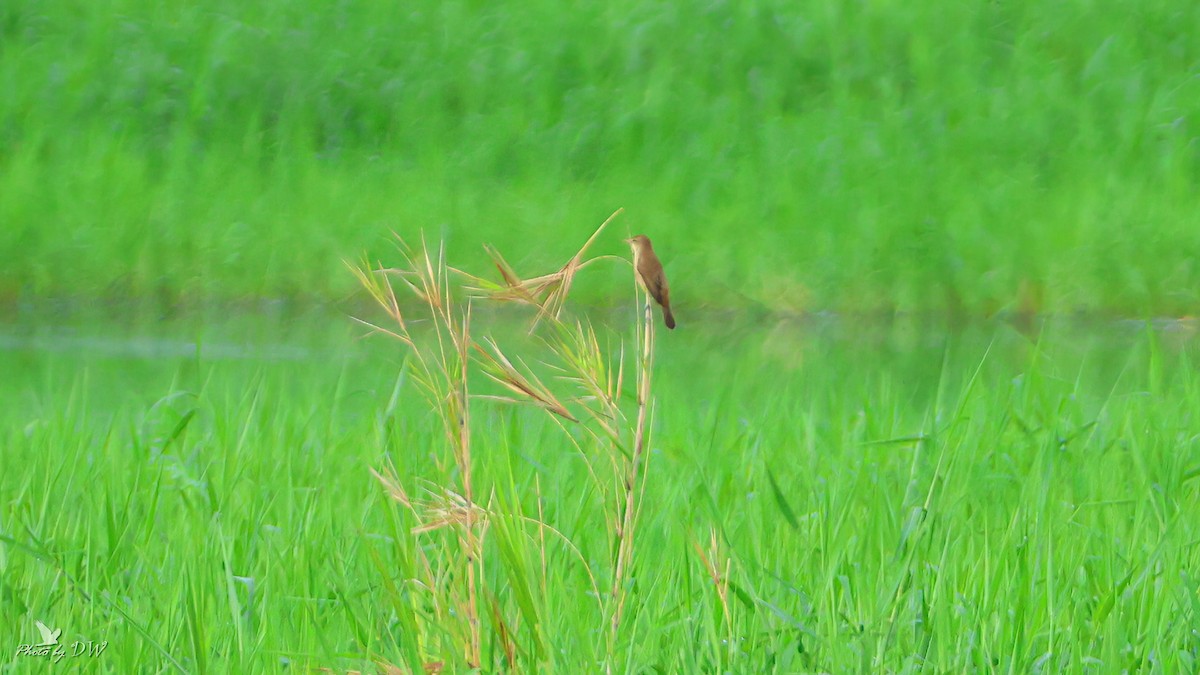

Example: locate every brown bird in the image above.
[625,234,676,329]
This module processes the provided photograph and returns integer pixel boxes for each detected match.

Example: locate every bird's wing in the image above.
[642,273,665,304]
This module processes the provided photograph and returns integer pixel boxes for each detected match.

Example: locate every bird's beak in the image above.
[623,237,633,244]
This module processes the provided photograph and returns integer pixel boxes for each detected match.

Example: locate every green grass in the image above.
[3,0,1200,313]
[5,0,1200,670]
[4,309,1200,671]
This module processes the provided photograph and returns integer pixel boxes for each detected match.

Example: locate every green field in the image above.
[5,0,1200,672]
[5,299,1200,671]
[3,0,1199,313]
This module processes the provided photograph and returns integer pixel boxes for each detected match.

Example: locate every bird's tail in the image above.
[661,304,676,330]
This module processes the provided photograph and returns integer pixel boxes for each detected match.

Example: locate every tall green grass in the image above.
[3,312,1200,670]
[3,0,1199,313]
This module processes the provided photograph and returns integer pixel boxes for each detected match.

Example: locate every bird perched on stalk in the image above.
[625,235,676,329]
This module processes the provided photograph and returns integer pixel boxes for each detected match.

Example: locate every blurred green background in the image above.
[4,0,1198,316]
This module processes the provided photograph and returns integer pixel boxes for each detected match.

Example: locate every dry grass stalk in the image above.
[354,208,661,670]
[607,268,657,651]
[488,593,517,668]
[455,208,625,330]
[472,337,578,422]
[691,527,734,651]
[353,237,484,669]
